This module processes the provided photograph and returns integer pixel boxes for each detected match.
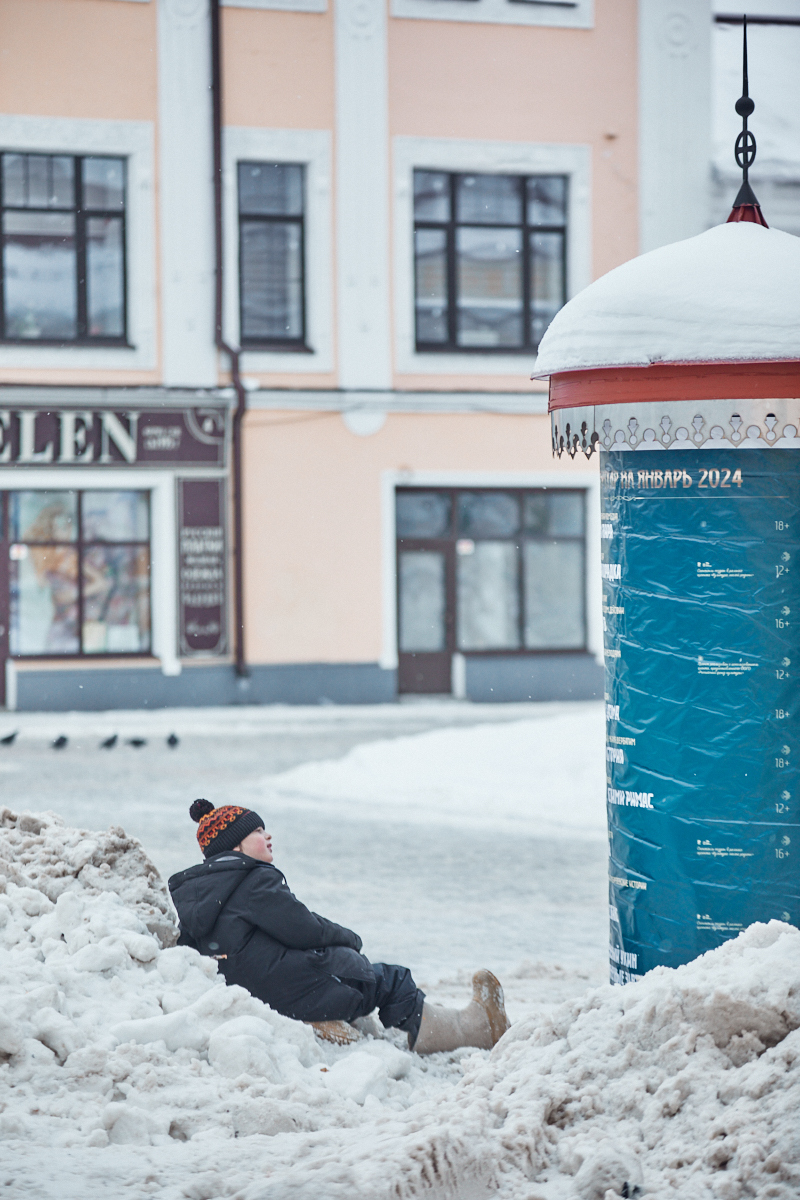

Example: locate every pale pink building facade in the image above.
[0,0,714,710]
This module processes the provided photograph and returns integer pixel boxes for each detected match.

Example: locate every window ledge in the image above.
[240,342,314,354]
[414,345,540,356]
[0,340,135,350]
[390,0,592,27]
[12,655,158,670]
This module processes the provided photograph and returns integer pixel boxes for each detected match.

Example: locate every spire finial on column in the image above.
[728,14,768,226]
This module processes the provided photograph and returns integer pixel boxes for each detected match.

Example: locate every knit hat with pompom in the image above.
[190,799,265,858]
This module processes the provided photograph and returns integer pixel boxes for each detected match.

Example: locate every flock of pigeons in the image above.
[0,731,180,751]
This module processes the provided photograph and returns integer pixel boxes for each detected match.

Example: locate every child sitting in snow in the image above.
[169,800,509,1054]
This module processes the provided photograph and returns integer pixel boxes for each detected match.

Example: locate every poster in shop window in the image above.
[177,479,228,656]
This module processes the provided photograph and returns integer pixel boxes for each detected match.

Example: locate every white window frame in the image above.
[391,0,592,28]
[380,468,602,671]
[0,115,156,371]
[393,136,591,377]
[114,2,329,10]
[0,467,181,676]
[222,0,326,10]
[223,127,334,375]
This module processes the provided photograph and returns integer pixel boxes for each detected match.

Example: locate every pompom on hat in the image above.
[190,799,265,859]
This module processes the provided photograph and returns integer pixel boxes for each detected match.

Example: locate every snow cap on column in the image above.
[534,223,800,377]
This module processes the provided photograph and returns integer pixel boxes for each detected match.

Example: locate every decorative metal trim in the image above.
[551,398,800,458]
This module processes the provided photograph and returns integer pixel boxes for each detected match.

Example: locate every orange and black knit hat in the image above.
[190,799,265,858]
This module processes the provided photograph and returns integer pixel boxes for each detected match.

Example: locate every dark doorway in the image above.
[396,486,587,695]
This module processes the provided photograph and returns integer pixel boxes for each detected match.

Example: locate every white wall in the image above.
[639,0,712,252]
[157,0,218,386]
[334,0,392,389]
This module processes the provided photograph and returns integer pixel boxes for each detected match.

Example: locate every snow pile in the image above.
[266,710,605,838]
[264,921,800,1199]
[0,806,176,946]
[4,802,800,1199]
[0,808,454,1158]
[534,222,800,375]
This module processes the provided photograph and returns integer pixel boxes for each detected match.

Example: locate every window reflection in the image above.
[399,551,446,652]
[0,152,125,342]
[238,162,305,346]
[413,170,567,353]
[524,541,584,649]
[414,228,448,345]
[456,226,522,348]
[458,492,520,539]
[10,546,79,654]
[3,211,77,339]
[240,221,303,341]
[11,491,77,542]
[396,488,586,657]
[8,489,150,657]
[82,545,150,653]
[87,217,124,337]
[396,491,452,539]
[82,491,148,542]
[457,541,520,651]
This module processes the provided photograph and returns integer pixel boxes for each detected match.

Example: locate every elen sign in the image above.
[0,407,227,467]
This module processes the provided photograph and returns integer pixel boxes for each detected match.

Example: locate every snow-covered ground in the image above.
[3,701,797,1199]
[0,701,608,998]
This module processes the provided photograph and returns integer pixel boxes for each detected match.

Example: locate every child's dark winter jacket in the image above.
[168,852,373,1022]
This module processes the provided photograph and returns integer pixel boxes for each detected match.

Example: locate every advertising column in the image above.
[601,448,800,980]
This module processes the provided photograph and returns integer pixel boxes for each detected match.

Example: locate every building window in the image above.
[396,487,585,693]
[0,153,126,343]
[413,170,567,353]
[6,490,150,656]
[238,161,306,349]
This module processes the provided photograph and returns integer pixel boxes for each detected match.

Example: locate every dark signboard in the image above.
[602,448,800,983]
[178,479,228,657]
[0,407,227,467]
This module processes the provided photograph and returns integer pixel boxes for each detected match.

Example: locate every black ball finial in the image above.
[190,798,215,823]
[735,95,754,118]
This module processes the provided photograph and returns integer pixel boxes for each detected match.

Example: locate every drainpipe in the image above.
[210,0,248,679]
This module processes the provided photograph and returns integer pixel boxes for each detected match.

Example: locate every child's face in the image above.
[236,827,273,863]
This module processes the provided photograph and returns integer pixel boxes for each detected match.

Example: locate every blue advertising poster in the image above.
[601,448,800,981]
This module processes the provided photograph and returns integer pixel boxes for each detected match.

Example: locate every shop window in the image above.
[6,490,150,656]
[413,170,567,353]
[396,487,585,692]
[0,153,126,343]
[238,161,306,349]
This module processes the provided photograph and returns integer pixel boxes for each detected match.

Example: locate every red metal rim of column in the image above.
[548,361,800,411]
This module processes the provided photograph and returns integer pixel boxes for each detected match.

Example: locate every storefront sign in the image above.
[0,407,227,467]
[178,479,228,657]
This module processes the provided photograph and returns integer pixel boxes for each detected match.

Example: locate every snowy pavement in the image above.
[0,700,608,1012]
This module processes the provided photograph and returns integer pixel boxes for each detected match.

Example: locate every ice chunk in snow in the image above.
[208,1016,282,1081]
[323,1051,392,1104]
[71,939,130,973]
[0,1015,22,1057]
[104,1102,170,1146]
[112,1010,209,1054]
